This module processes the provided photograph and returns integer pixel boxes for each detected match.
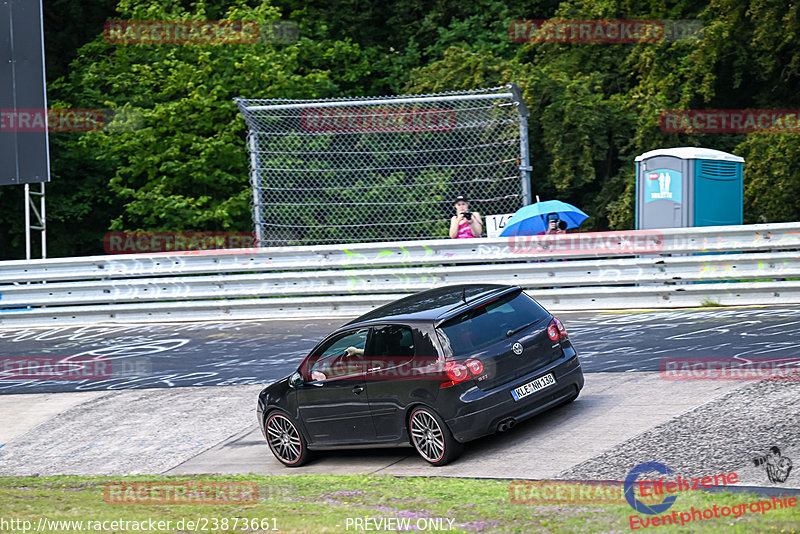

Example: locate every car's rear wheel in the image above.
[409,407,463,466]
[265,411,311,467]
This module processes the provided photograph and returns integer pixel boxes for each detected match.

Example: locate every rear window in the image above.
[436,291,550,356]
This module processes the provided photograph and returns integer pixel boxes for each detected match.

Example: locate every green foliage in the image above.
[6,0,373,257]
[739,133,800,224]
[2,0,799,258]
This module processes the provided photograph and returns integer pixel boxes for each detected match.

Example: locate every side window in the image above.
[366,325,415,362]
[412,326,442,361]
[307,328,368,381]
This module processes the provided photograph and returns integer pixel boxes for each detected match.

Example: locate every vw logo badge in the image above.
[512,342,523,355]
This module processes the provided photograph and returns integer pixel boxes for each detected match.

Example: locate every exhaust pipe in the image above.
[497,418,517,432]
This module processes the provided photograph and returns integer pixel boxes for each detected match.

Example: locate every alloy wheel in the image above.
[410,410,445,462]
[267,413,303,464]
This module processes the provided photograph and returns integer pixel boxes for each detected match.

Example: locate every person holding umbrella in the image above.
[545,213,568,235]
[449,195,483,239]
[499,199,588,237]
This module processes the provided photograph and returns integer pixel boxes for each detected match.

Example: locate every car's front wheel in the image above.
[409,407,463,466]
[265,411,312,467]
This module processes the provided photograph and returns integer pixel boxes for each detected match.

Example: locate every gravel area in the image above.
[559,379,800,488]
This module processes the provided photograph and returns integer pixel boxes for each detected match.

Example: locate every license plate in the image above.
[511,373,556,401]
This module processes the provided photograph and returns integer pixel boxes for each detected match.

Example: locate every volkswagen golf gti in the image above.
[257,284,584,466]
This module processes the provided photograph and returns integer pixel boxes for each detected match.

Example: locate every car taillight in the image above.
[465,359,483,376]
[555,317,567,337]
[547,323,559,341]
[441,359,484,388]
[446,361,469,382]
[548,317,568,341]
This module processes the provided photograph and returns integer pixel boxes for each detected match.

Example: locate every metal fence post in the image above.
[248,134,263,246]
[509,83,532,206]
[25,184,31,260]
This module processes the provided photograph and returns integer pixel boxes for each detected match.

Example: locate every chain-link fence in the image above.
[235,84,531,246]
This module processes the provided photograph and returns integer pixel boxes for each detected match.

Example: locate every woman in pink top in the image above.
[448,195,483,239]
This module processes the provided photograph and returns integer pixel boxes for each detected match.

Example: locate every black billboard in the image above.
[0,0,50,185]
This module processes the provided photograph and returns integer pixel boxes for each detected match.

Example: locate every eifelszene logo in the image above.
[624,462,679,515]
[624,462,738,516]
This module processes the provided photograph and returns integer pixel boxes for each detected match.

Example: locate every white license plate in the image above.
[511,373,556,401]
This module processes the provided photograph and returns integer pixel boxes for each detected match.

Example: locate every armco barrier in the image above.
[1,223,799,326]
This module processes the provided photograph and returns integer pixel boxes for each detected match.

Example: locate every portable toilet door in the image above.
[692,156,744,226]
[635,147,744,229]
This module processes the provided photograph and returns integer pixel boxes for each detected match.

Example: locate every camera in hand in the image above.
[463,211,472,220]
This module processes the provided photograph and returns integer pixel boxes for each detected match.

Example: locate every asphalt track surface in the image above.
[0,305,798,495]
[1,305,799,394]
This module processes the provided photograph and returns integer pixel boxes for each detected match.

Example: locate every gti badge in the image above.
[512,342,523,355]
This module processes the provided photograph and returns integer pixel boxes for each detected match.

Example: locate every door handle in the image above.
[352,385,364,395]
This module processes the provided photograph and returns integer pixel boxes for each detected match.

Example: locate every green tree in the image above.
[3,0,800,259]
[10,0,372,258]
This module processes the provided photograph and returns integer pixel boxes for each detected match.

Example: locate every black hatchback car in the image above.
[257,284,584,466]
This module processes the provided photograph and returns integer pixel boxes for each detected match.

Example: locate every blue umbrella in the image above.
[499,200,589,237]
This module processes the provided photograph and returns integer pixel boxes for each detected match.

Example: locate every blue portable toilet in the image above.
[635,147,744,229]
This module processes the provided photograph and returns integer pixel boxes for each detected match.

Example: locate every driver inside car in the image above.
[310,337,367,381]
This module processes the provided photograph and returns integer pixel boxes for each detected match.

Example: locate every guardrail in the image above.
[1,223,799,326]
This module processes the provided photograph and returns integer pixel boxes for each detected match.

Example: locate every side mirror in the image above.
[289,371,304,387]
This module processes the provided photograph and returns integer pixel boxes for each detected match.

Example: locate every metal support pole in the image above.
[38,182,46,258]
[248,134,264,246]
[24,183,31,260]
[508,83,532,206]
[24,182,46,259]
[518,115,532,206]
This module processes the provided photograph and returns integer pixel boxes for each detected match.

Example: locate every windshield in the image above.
[436,291,550,357]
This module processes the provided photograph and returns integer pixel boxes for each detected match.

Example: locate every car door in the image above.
[294,328,376,445]
[363,324,441,441]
